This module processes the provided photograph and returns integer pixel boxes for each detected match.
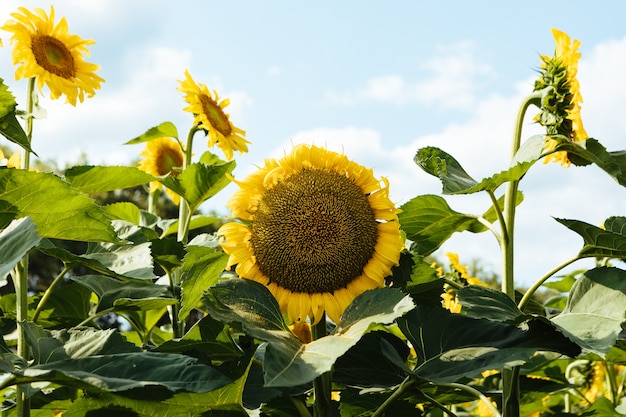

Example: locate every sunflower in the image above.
[534,28,588,166]
[138,137,185,205]
[440,252,488,313]
[177,70,249,161]
[1,6,104,106]
[218,144,403,324]
[0,149,20,168]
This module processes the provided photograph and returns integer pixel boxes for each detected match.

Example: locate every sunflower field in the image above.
[0,6,625,417]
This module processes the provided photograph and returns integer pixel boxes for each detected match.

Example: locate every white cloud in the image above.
[267,66,282,76]
[326,41,494,110]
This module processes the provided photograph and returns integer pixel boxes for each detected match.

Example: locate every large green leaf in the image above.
[160,160,235,213]
[551,267,626,355]
[179,245,229,321]
[457,285,526,324]
[37,239,129,279]
[21,322,139,365]
[398,194,480,256]
[2,352,232,393]
[0,78,17,119]
[0,169,117,242]
[158,214,221,238]
[125,121,179,144]
[64,165,155,193]
[555,217,626,259]
[397,306,580,383]
[415,146,534,194]
[0,217,41,283]
[83,221,157,279]
[552,138,626,186]
[71,274,172,313]
[204,279,415,388]
[333,331,411,389]
[155,315,243,360]
[62,359,251,416]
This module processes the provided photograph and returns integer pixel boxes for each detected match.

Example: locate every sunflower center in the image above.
[250,169,379,294]
[199,94,232,137]
[156,147,183,176]
[31,35,76,79]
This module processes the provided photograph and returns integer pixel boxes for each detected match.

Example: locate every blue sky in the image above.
[2,1,626,287]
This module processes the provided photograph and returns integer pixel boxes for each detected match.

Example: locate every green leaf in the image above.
[398,194,479,256]
[415,146,535,194]
[160,161,235,213]
[555,217,626,259]
[83,221,157,279]
[37,239,129,279]
[0,78,17,118]
[22,322,140,365]
[64,165,154,193]
[150,237,185,272]
[155,315,243,360]
[457,285,525,324]
[551,266,626,355]
[0,217,41,283]
[398,306,580,383]
[179,245,229,321]
[158,214,221,238]
[0,169,117,242]
[62,359,252,416]
[0,78,36,155]
[204,279,415,388]
[71,274,172,313]
[4,352,232,394]
[551,138,626,187]
[125,121,179,144]
[333,331,411,389]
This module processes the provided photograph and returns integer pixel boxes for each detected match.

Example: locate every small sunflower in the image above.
[138,137,184,205]
[534,28,588,166]
[218,144,403,324]
[177,70,249,161]
[1,6,104,106]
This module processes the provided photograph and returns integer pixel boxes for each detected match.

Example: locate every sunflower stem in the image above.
[312,315,331,417]
[371,376,416,417]
[13,77,37,417]
[32,264,71,323]
[500,92,540,417]
[147,188,160,215]
[517,255,582,311]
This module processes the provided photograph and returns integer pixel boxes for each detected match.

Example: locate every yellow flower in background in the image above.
[0,149,21,168]
[138,138,184,205]
[178,70,249,161]
[441,252,488,313]
[534,28,588,167]
[1,6,104,106]
[218,144,403,324]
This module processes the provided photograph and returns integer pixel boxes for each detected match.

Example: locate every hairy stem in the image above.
[517,256,582,311]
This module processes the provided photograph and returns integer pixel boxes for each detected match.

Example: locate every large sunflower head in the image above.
[218,144,404,324]
[138,137,184,205]
[177,70,250,161]
[534,28,588,167]
[1,6,104,106]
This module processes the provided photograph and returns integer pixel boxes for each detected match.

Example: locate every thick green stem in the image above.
[147,188,160,215]
[176,127,199,244]
[32,265,71,323]
[312,316,331,417]
[518,256,581,311]
[14,77,37,417]
[501,92,540,417]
